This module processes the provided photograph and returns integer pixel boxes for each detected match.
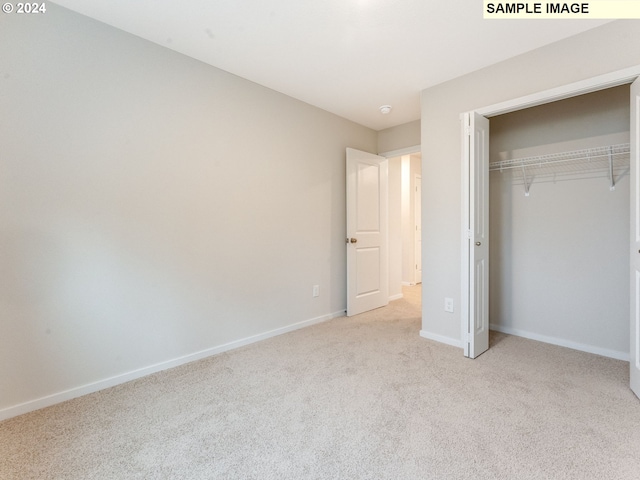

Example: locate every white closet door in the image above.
[462,112,490,359]
[630,77,640,399]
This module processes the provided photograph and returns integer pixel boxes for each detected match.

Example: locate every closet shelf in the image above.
[489,143,630,195]
[489,143,630,172]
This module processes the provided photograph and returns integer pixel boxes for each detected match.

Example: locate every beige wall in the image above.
[420,20,640,345]
[378,120,420,154]
[0,4,378,415]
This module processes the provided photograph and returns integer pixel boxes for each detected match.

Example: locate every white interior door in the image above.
[415,175,422,284]
[462,112,490,358]
[630,77,640,399]
[346,148,389,316]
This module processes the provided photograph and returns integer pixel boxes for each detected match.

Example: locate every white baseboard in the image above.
[490,324,629,361]
[0,310,346,422]
[389,293,404,302]
[419,330,463,349]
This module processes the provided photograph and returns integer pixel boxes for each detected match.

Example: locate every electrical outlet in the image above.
[444,297,454,313]
[313,285,320,297]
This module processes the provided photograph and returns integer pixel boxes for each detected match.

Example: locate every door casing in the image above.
[414,174,422,285]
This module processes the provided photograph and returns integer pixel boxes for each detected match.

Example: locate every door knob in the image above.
[475,242,481,246]
[350,238,358,243]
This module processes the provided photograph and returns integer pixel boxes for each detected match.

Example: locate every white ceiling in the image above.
[52,1,610,131]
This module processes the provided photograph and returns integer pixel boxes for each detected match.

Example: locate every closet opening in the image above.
[488,85,630,360]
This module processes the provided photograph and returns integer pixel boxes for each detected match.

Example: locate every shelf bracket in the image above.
[608,146,615,191]
[521,165,531,197]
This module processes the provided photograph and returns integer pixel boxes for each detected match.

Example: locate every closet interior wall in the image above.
[489,85,630,359]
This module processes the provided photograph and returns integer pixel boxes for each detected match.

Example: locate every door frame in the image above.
[379,145,422,297]
[414,173,422,285]
[461,64,640,357]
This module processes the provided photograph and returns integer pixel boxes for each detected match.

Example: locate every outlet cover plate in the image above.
[444,297,454,313]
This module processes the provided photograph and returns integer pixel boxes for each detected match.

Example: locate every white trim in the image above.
[490,324,629,362]
[420,330,463,348]
[389,293,404,302]
[477,65,640,118]
[379,145,421,158]
[413,173,422,285]
[0,310,345,421]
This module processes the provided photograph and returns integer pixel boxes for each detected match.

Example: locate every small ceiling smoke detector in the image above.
[379,105,392,115]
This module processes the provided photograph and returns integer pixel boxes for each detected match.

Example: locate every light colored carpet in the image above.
[1,285,639,479]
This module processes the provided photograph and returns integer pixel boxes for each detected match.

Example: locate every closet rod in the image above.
[489,143,630,172]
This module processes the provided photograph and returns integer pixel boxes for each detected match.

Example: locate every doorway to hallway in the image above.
[389,153,422,300]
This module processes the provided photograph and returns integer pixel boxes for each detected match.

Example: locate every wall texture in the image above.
[378,120,420,155]
[489,86,630,358]
[0,5,377,416]
[420,20,640,346]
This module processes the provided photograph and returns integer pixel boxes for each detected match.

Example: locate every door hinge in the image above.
[465,125,471,136]
[467,229,473,239]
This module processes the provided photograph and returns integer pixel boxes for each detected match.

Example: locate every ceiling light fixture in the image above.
[379,105,392,115]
